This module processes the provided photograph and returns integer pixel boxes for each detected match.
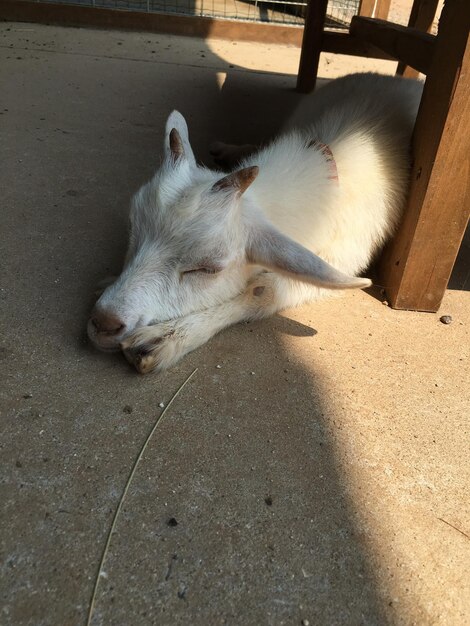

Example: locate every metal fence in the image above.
[31,0,361,27]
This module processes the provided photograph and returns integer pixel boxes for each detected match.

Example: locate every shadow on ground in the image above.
[2,22,468,626]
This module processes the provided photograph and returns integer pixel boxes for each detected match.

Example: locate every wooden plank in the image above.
[296,0,328,93]
[322,31,394,60]
[350,16,435,73]
[379,0,470,312]
[0,0,305,46]
[397,0,440,77]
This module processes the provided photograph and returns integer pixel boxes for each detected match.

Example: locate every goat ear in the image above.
[246,221,372,290]
[169,128,184,162]
[164,111,196,167]
[212,166,259,196]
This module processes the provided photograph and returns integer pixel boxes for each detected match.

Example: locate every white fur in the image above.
[88,73,423,372]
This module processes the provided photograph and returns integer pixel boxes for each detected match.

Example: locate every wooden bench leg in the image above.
[296,0,328,93]
[379,0,470,312]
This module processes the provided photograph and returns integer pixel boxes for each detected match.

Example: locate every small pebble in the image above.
[302,620,310,626]
[250,371,255,375]
[439,315,452,325]
[158,402,165,408]
[123,405,133,414]
[216,364,221,369]
[265,496,273,506]
[23,393,32,399]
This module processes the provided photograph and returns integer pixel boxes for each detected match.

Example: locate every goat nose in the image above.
[91,309,125,335]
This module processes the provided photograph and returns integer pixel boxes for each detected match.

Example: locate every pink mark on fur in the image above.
[307,139,339,182]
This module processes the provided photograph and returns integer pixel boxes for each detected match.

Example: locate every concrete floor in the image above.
[1,22,469,626]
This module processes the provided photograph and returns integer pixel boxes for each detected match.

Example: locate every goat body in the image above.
[88,73,423,373]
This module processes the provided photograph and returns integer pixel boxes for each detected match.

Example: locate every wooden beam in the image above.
[0,0,304,46]
[296,0,329,93]
[379,0,470,312]
[322,31,394,60]
[397,0,440,78]
[350,15,435,73]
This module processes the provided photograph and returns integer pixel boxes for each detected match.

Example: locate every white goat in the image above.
[88,73,423,373]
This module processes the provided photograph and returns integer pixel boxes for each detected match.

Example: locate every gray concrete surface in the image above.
[1,22,469,626]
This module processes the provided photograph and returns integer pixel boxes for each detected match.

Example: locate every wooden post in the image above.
[397,0,440,77]
[359,0,391,19]
[358,0,376,17]
[379,0,470,312]
[296,0,328,93]
[376,0,392,20]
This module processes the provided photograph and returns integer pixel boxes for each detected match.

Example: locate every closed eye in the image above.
[182,266,221,276]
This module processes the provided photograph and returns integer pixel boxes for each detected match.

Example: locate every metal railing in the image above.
[29,0,361,27]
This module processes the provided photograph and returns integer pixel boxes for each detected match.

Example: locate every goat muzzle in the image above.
[90,309,125,336]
